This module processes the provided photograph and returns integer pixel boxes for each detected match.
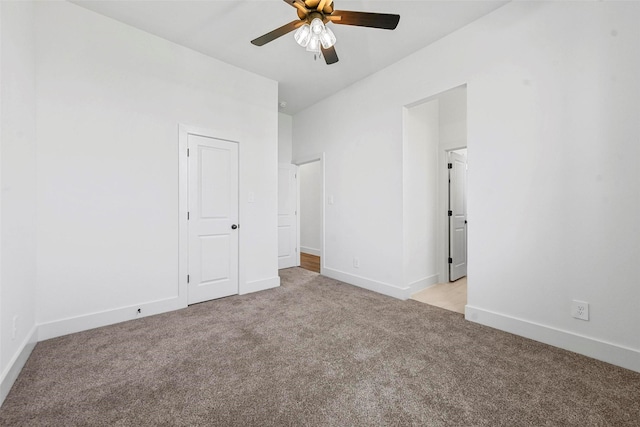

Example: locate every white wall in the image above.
[439,88,467,149]
[34,2,279,338]
[299,161,322,256]
[402,100,439,291]
[0,0,38,403]
[293,93,405,297]
[278,113,293,164]
[293,2,640,371]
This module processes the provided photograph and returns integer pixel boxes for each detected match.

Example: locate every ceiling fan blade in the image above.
[322,45,339,65]
[329,10,400,30]
[283,0,308,16]
[251,20,302,46]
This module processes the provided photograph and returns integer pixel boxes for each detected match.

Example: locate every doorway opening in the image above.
[294,154,324,274]
[408,85,468,314]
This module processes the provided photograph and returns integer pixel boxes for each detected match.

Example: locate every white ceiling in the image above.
[71,0,508,114]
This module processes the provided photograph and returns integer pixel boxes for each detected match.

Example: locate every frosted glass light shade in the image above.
[306,35,321,53]
[310,18,324,35]
[294,24,311,47]
[296,18,337,56]
[319,27,336,49]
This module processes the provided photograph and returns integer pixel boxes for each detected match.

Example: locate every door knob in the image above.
[231,224,238,230]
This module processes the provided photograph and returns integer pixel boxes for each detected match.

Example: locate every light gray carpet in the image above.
[1,268,638,426]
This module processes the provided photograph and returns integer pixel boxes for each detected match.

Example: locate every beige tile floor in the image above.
[411,277,467,314]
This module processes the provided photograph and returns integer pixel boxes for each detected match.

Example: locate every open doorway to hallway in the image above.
[413,148,467,313]
[297,158,323,274]
[406,85,468,314]
[278,154,324,274]
[295,156,324,273]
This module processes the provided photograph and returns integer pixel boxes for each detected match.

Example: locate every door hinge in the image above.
[448,210,452,217]
[448,163,452,169]
[448,257,453,264]
[187,275,190,283]
[187,148,190,157]
[187,212,190,220]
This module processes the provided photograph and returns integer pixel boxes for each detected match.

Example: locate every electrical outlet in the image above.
[353,257,360,268]
[571,300,589,321]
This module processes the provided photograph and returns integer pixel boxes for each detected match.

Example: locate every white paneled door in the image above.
[278,164,298,269]
[449,151,467,281]
[188,134,239,304]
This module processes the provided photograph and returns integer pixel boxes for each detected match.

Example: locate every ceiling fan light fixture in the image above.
[310,17,324,35]
[251,1,401,65]
[294,23,311,47]
[319,26,336,49]
[306,35,321,53]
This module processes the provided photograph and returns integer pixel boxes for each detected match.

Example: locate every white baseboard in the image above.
[1,325,38,407]
[465,305,640,373]
[240,276,280,295]
[36,275,283,343]
[300,247,321,257]
[322,267,409,300]
[38,296,185,341]
[408,274,440,296]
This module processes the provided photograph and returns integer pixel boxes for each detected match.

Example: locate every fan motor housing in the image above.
[297,0,334,20]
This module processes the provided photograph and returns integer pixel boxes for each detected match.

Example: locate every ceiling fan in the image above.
[251,0,400,65]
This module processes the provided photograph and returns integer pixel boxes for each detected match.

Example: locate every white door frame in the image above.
[278,163,299,269]
[292,153,325,275]
[179,124,241,306]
